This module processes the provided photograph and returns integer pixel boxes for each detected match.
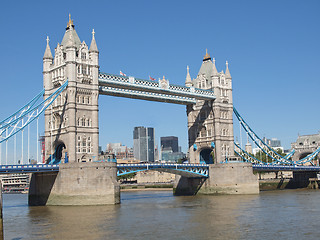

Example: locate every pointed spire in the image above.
[89,29,99,52]
[43,36,53,59]
[66,13,75,30]
[212,58,218,76]
[225,60,231,78]
[185,65,192,87]
[203,48,211,61]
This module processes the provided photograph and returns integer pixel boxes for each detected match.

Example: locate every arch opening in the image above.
[199,148,214,164]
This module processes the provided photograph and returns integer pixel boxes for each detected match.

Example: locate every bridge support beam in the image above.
[28,162,120,205]
[174,162,259,195]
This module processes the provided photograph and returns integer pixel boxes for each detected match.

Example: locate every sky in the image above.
[0,0,320,161]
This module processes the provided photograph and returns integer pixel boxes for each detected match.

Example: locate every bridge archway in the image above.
[53,141,66,164]
[199,148,214,164]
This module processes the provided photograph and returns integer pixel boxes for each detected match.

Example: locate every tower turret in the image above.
[43,36,53,90]
[225,61,231,79]
[185,66,192,87]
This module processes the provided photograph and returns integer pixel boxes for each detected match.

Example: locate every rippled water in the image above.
[3,190,320,240]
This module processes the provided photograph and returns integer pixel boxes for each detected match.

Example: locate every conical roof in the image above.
[89,29,98,52]
[61,15,81,49]
[43,36,53,59]
[185,66,192,86]
[225,61,231,78]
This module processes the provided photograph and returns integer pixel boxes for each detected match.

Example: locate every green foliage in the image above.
[254,148,286,163]
[117,172,136,181]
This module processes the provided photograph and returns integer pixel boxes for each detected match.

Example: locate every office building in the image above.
[161,136,179,152]
[133,127,155,162]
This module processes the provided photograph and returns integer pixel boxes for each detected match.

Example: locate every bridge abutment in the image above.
[29,162,120,206]
[174,162,259,195]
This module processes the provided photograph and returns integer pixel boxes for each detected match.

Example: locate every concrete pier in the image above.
[29,162,120,206]
[174,162,259,195]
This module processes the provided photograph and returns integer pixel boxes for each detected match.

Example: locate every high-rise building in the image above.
[161,136,179,152]
[133,127,155,162]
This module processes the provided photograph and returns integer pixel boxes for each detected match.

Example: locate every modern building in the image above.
[263,137,281,148]
[161,136,179,152]
[253,137,283,155]
[106,143,134,160]
[133,127,155,162]
[160,136,185,162]
[161,148,186,162]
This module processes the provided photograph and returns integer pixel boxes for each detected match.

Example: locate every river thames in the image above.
[3,189,320,240]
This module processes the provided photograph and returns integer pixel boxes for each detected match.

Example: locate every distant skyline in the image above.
[0,0,320,161]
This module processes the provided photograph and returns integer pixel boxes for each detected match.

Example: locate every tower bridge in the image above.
[1,16,319,205]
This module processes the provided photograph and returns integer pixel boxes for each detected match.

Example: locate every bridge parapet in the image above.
[98,72,216,102]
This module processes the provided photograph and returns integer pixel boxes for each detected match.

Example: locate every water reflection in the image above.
[3,190,320,240]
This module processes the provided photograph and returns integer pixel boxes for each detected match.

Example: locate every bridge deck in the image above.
[0,163,319,174]
[98,72,216,105]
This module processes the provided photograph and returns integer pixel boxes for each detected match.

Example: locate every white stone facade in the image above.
[186,51,235,163]
[43,18,99,163]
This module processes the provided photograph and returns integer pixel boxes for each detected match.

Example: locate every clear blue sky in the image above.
[0,0,320,161]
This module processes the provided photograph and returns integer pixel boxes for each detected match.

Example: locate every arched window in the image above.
[81,118,86,126]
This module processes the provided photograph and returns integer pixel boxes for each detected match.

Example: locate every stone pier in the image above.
[29,162,120,206]
[174,162,259,195]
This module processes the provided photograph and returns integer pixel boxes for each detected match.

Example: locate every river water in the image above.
[3,189,320,240]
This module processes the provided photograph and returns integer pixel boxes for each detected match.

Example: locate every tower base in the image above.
[174,162,259,195]
[28,162,120,206]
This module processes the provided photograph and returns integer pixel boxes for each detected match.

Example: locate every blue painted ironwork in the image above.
[253,164,320,172]
[234,141,295,165]
[233,107,293,164]
[0,81,68,143]
[234,107,320,165]
[0,162,319,174]
[117,163,209,178]
[98,72,216,105]
[0,164,59,173]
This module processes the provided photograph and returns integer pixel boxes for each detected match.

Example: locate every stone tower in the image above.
[43,15,99,163]
[186,50,235,164]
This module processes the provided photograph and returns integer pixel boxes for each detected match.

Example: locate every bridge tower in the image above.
[43,16,99,163]
[186,50,235,164]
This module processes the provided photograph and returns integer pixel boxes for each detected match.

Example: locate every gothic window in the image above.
[77,118,80,126]
[77,142,81,153]
[81,52,86,60]
[82,96,85,104]
[87,142,92,153]
[81,118,86,126]
[207,129,211,137]
[200,126,206,138]
[86,118,90,126]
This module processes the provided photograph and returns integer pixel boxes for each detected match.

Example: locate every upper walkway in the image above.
[98,72,216,105]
